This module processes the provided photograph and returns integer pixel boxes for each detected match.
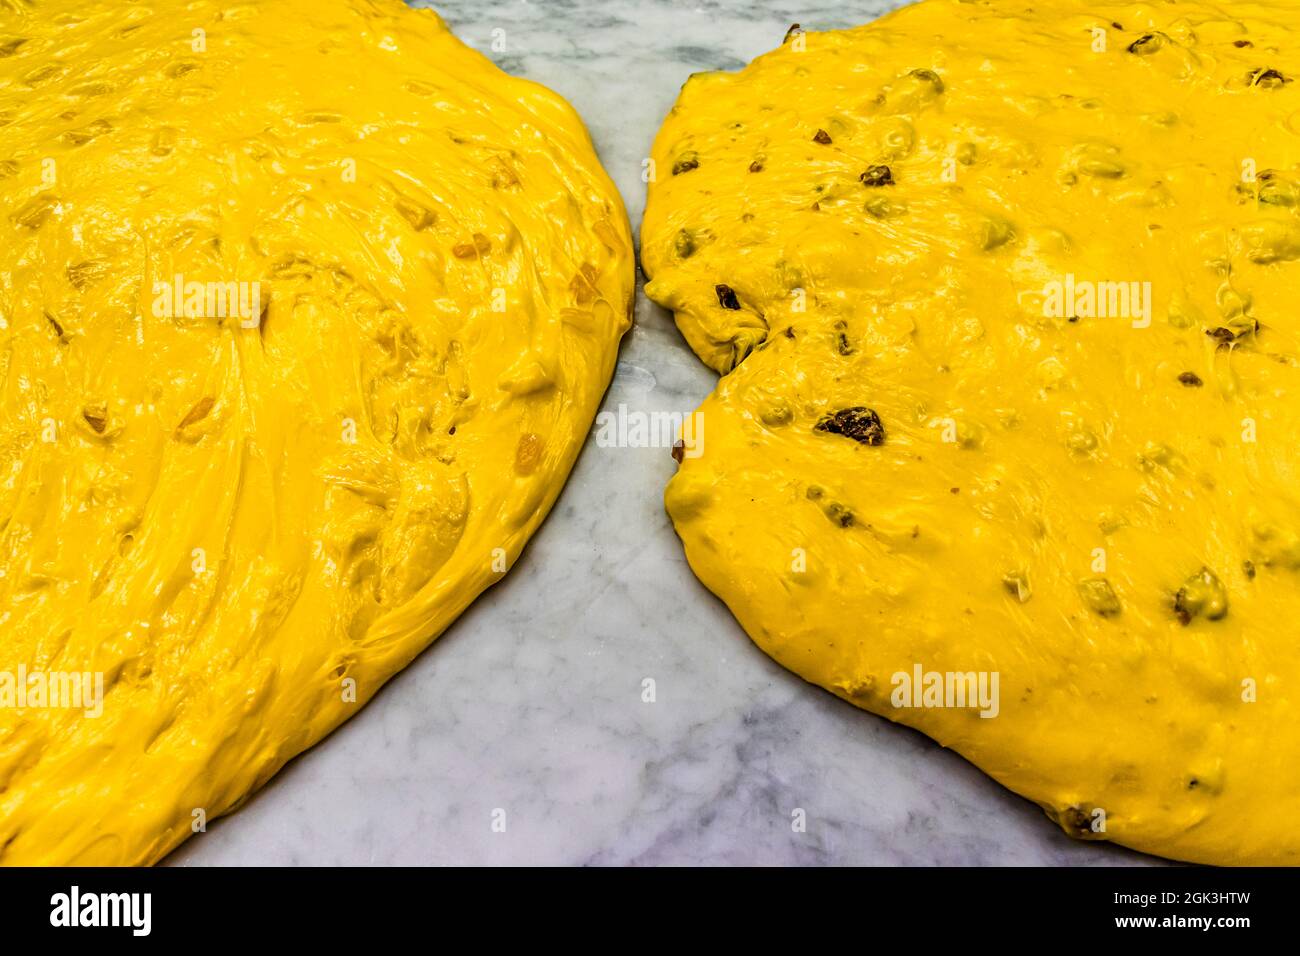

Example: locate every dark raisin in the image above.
[1208,319,1260,345]
[1250,67,1289,88]
[749,160,764,172]
[1111,21,1124,30]
[824,502,854,527]
[783,23,802,44]
[715,284,740,310]
[671,440,685,463]
[1127,33,1164,55]
[814,407,885,446]
[860,165,894,187]
[671,152,699,175]
[1062,806,1093,837]
[45,311,65,340]
[1178,371,1203,387]
[1234,39,1254,48]
[783,326,795,339]
[813,129,832,145]
[837,332,853,355]
[1244,560,1256,579]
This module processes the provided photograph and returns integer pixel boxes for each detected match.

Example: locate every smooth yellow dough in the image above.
[0,0,632,864]
[644,0,1300,865]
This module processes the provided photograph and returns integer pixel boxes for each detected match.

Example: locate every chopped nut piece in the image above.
[452,232,492,259]
[82,404,108,433]
[1002,571,1032,603]
[1174,567,1229,623]
[177,396,215,432]
[908,68,944,93]
[394,196,435,231]
[1079,578,1122,617]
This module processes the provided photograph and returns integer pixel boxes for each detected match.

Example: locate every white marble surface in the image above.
[171,0,1159,866]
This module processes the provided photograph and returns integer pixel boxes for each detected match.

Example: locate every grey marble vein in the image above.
[168,0,1160,867]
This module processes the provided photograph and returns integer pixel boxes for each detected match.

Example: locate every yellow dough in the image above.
[644,0,1300,865]
[0,0,632,864]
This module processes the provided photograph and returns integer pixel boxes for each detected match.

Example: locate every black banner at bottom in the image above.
[0,864,1287,942]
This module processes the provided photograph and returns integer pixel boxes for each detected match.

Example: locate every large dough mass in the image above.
[0,0,632,864]
[644,0,1300,865]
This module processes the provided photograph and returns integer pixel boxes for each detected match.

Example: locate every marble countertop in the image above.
[171,0,1158,866]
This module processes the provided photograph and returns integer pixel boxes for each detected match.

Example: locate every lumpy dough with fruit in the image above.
[643,0,1300,865]
[0,0,633,864]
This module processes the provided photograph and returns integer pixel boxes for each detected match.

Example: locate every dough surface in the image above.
[0,0,632,864]
[643,0,1300,865]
